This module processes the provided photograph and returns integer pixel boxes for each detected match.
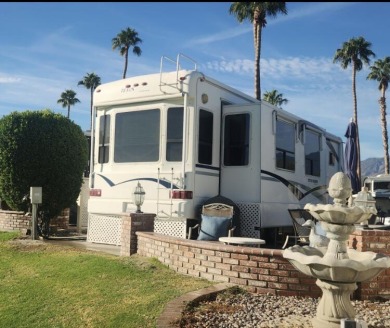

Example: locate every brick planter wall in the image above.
[135,229,390,301]
[136,232,321,298]
[348,228,390,300]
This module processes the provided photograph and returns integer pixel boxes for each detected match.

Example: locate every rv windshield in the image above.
[374,181,390,191]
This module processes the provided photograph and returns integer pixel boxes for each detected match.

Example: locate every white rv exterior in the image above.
[87,55,344,245]
[363,174,390,221]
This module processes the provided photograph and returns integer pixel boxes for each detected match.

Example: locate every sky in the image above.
[0,2,389,161]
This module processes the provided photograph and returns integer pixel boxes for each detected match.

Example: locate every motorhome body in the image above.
[87,55,344,245]
[364,174,390,224]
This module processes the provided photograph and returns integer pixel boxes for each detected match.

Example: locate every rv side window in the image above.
[166,107,183,162]
[326,139,339,166]
[276,119,295,171]
[329,152,335,166]
[374,182,390,190]
[114,109,160,162]
[224,113,250,166]
[198,109,213,164]
[305,129,321,176]
[98,114,110,164]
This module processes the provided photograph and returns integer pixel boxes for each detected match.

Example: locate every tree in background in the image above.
[78,72,101,129]
[57,89,80,119]
[0,110,88,237]
[112,27,142,79]
[333,36,376,183]
[229,2,287,100]
[367,57,390,174]
[263,89,288,108]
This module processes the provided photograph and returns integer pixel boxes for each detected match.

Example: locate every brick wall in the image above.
[0,210,30,233]
[136,232,321,298]
[120,213,155,256]
[50,208,70,231]
[348,229,390,300]
[135,229,390,301]
[0,208,70,234]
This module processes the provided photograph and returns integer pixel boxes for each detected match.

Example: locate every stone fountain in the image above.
[283,172,390,328]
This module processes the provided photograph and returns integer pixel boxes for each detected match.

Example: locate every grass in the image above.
[0,231,215,328]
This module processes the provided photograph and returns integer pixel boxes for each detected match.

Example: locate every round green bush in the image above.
[0,110,88,224]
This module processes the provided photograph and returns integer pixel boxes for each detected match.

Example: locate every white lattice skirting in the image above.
[154,217,187,239]
[87,213,122,245]
[237,203,261,238]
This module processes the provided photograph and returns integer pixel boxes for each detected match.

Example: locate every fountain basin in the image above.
[304,203,376,225]
[283,245,390,283]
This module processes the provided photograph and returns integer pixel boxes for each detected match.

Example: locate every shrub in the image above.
[0,110,88,235]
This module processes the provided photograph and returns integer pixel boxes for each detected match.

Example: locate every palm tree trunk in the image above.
[379,95,389,174]
[67,105,70,119]
[90,88,94,130]
[254,23,261,100]
[352,63,361,188]
[123,48,129,79]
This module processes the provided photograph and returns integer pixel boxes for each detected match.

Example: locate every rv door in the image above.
[220,104,261,203]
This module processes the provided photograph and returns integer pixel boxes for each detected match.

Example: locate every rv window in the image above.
[305,129,321,176]
[224,113,250,166]
[374,182,390,191]
[166,107,183,162]
[114,109,160,162]
[198,109,213,164]
[276,119,295,171]
[98,114,110,164]
[329,152,335,166]
[326,139,339,166]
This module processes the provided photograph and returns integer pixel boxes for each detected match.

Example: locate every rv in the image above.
[87,54,344,245]
[363,174,390,224]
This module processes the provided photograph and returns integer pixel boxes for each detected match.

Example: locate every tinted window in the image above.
[98,114,110,164]
[166,107,183,162]
[198,110,213,164]
[224,113,250,166]
[305,129,321,176]
[114,109,160,162]
[276,119,295,171]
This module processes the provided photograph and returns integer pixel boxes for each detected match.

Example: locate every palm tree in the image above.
[112,27,142,79]
[263,89,288,108]
[78,72,101,128]
[57,89,80,119]
[229,2,287,100]
[367,57,390,174]
[333,36,376,183]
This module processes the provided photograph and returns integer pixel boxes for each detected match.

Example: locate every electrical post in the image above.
[30,187,42,240]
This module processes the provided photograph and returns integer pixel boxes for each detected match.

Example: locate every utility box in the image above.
[30,187,42,204]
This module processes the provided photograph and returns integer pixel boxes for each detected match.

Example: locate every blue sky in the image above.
[0,2,389,161]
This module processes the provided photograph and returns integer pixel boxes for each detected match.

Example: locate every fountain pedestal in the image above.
[313,280,357,328]
[283,172,390,328]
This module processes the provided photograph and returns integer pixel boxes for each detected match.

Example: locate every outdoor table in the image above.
[219,237,266,247]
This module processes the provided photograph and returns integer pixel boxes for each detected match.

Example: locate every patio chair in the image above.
[187,203,235,241]
[282,209,313,249]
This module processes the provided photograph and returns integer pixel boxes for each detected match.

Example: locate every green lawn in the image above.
[0,231,214,328]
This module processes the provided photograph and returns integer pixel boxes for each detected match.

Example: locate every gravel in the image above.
[180,290,390,328]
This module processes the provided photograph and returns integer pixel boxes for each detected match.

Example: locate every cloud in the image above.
[0,76,21,84]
